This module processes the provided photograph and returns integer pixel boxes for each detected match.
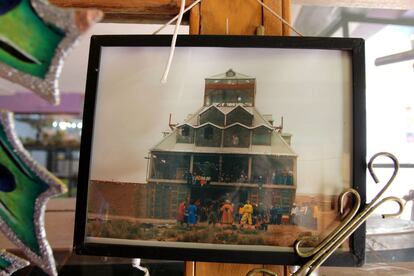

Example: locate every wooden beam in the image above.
[101,13,179,24]
[48,0,414,23]
[50,0,414,14]
[50,0,193,13]
[49,0,196,23]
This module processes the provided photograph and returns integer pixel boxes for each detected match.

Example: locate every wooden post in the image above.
[189,0,291,35]
[263,0,283,35]
[189,2,201,34]
[282,0,292,35]
[187,2,291,275]
[199,0,262,35]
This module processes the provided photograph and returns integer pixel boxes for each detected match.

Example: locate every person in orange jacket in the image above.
[220,200,234,225]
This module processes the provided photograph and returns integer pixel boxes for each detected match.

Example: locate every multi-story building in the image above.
[146,69,297,220]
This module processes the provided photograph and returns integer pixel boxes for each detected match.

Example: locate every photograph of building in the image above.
[86,68,332,248]
[85,45,351,249]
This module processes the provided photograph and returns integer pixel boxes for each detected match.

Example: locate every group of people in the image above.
[212,199,256,227]
[176,196,319,231]
[177,200,198,226]
[176,199,293,231]
[290,201,319,230]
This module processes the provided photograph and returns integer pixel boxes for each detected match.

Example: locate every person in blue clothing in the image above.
[187,200,198,226]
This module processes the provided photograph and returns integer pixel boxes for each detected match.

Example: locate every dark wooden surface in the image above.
[49,0,196,23]
[48,0,414,23]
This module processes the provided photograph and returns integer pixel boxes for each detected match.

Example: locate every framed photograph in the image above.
[74,35,366,266]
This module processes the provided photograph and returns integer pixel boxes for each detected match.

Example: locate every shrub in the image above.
[215,232,238,244]
[238,235,264,245]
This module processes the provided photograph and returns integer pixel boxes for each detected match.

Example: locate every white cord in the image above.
[132,258,150,276]
[160,0,186,84]
[154,0,300,36]
[255,0,303,36]
[155,0,303,84]
[153,0,203,35]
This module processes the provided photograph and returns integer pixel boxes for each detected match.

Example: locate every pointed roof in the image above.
[226,104,253,116]
[206,69,254,80]
[150,104,296,156]
[199,104,224,115]
[199,104,253,116]
[170,104,275,130]
[150,127,296,157]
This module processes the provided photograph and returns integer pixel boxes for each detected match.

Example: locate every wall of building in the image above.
[87,180,147,219]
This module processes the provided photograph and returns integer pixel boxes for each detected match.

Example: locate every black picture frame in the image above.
[74,35,366,266]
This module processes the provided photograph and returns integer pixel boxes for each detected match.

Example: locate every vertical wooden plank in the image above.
[282,0,291,36]
[263,0,283,35]
[263,265,285,276]
[200,0,262,35]
[194,262,261,276]
[285,265,294,275]
[185,261,195,276]
[189,3,201,34]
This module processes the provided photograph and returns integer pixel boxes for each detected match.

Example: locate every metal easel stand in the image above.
[247,152,405,276]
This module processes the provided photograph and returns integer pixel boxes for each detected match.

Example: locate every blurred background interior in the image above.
[1,1,414,275]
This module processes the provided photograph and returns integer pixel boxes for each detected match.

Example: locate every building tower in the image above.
[146,69,297,220]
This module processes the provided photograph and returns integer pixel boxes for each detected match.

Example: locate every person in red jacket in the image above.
[220,200,234,225]
[177,200,186,225]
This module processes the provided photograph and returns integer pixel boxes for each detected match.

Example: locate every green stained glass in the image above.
[0,257,11,269]
[0,124,48,254]
[0,0,64,78]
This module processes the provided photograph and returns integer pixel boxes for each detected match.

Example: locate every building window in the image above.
[232,134,239,145]
[252,127,272,145]
[181,126,190,136]
[204,126,213,139]
[221,155,249,183]
[226,106,253,126]
[223,125,250,147]
[199,106,225,126]
[177,125,194,143]
[196,126,221,147]
[193,155,219,181]
[251,156,294,185]
[151,154,191,180]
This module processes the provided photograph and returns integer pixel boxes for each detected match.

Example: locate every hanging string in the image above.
[132,258,150,276]
[153,0,203,35]
[160,0,187,84]
[156,0,303,83]
[255,0,303,36]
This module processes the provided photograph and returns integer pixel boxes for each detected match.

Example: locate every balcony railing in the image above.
[147,178,296,189]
